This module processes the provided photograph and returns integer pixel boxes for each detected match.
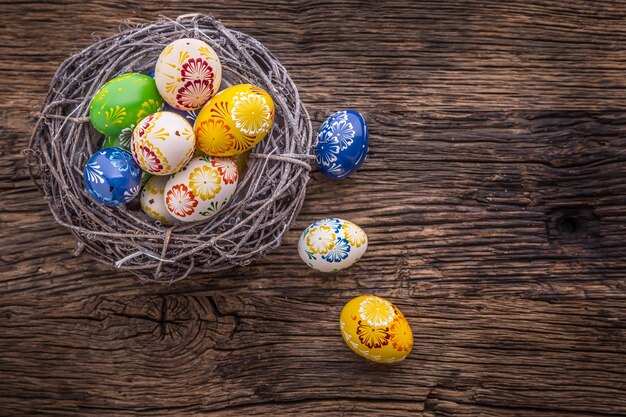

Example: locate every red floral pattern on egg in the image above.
[166,184,198,217]
[210,157,238,185]
[181,58,215,85]
[138,144,164,173]
[136,113,156,137]
[176,79,213,110]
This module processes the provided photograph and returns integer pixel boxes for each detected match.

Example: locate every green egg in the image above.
[102,134,131,150]
[141,171,153,184]
[89,73,163,139]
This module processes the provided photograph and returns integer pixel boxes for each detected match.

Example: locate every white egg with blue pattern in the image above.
[298,218,368,272]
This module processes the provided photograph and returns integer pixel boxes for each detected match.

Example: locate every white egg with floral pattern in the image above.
[154,38,222,111]
[140,176,177,225]
[130,111,196,176]
[298,218,368,272]
[163,155,238,222]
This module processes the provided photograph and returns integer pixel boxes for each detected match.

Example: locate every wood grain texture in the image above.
[1,1,626,416]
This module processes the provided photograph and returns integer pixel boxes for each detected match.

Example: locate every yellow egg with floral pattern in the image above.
[340,295,413,364]
[194,84,275,156]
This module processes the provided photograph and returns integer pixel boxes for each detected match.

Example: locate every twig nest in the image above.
[27,14,312,283]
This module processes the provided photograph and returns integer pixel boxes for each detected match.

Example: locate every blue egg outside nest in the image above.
[314,110,368,179]
[83,147,142,206]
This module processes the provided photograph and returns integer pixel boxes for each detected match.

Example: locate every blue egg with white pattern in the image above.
[83,147,142,206]
[315,110,368,179]
[162,102,199,125]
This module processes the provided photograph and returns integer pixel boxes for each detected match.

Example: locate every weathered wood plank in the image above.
[1,1,625,416]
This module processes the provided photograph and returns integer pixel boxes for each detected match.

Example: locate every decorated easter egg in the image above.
[315,110,368,179]
[193,147,250,179]
[340,295,413,364]
[194,84,275,156]
[298,218,367,272]
[154,38,222,111]
[83,147,142,206]
[102,135,129,151]
[89,73,163,140]
[149,67,199,124]
[140,176,176,225]
[142,171,153,184]
[130,111,196,175]
[164,155,238,222]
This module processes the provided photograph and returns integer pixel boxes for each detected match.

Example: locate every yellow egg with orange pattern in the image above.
[339,295,413,364]
[194,84,275,156]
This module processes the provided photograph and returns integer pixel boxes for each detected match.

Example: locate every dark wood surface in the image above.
[2,1,626,416]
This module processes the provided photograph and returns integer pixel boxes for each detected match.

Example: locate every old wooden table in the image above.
[2,1,625,416]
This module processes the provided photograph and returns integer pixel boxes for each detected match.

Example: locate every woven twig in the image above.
[26,14,313,283]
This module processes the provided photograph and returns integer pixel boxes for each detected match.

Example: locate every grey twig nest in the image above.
[26,14,313,283]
